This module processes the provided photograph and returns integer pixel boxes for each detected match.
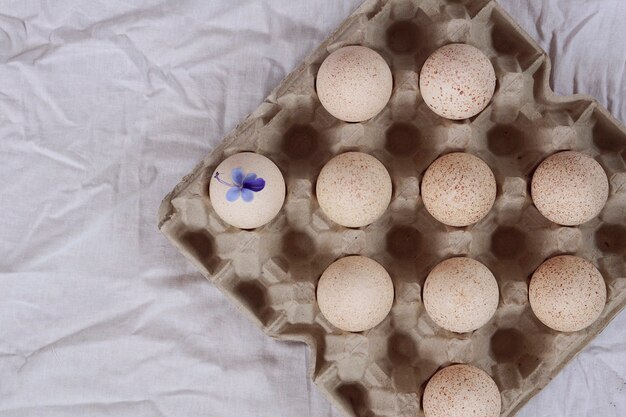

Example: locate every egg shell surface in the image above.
[209,152,285,229]
[316,256,394,332]
[531,151,609,226]
[423,364,501,417]
[421,152,496,227]
[423,257,499,333]
[316,45,393,122]
[529,255,606,332]
[316,152,392,228]
[419,43,496,120]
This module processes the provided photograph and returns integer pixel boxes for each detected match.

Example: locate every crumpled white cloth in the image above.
[0,1,624,417]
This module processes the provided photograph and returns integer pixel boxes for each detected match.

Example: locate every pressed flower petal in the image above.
[241,188,254,202]
[243,173,257,183]
[231,168,244,186]
[243,177,265,192]
[226,187,241,202]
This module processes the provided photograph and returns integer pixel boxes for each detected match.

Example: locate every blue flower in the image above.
[214,167,266,203]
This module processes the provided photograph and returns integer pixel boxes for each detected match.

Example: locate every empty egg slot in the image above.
[224,276,273,326]
[592,107,626,152]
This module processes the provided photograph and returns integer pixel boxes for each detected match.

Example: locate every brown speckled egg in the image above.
[421,152,496,227]
[423,257,499,333]
[316,256,394,332]
[423,364,501,417]
[419,43,496,120]
[316,152,392,228]
[529,255,606,332]
[209,152,285,229]
[531,151,609,226]
[316,46,393,122]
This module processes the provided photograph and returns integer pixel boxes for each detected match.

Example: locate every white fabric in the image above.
[0,1,624,416]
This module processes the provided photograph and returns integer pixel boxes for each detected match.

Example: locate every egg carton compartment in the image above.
[157,0,626,416]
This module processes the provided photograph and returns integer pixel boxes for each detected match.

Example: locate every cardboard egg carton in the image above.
[157,0,626,415]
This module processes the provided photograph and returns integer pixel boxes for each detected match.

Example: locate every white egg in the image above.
[531,151,609,226]
[529,255,606,332]
[316,152,392,228]
[316,256,394,332]
[423,257,499,333]
[421,152,496,227]
[316,45,393,122]
[420,43,496,120]
[423,364,501,417]
[209,152,285,229]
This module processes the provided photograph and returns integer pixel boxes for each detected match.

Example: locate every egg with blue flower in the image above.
[209,152,285,229]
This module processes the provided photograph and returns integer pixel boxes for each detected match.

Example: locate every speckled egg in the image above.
[529,255,606,332]
[316,45,393,122]
[316,256,394,332]
[423,257,499,333]
[531,151,609,226]
[209,152,285,229]
[420,43,496,120]
[421,152,496,227]
[316,152,392,228]
[423,364,501,417]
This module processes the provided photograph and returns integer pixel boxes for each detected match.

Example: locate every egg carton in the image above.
[157,0,626,415]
